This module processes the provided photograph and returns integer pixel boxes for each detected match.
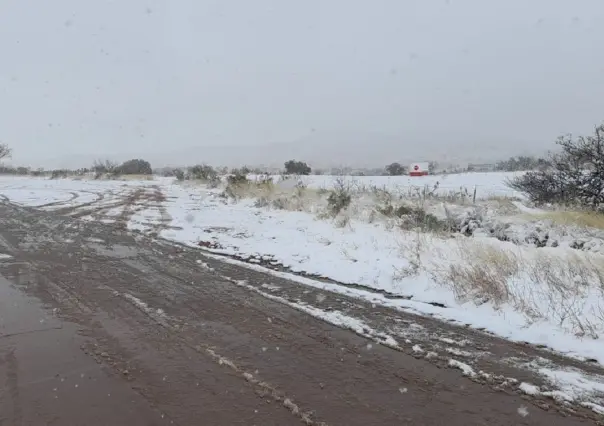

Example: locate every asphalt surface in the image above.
[0,200,602,425]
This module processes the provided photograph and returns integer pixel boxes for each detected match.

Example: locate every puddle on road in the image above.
[0,274,60,336]
[0,275,164,426]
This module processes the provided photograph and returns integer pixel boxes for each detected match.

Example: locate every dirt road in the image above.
[0,200,601,425]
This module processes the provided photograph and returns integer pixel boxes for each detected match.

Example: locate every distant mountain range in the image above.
[30,130,550,170]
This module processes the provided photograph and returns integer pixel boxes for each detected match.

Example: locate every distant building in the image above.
[409,162,430,176]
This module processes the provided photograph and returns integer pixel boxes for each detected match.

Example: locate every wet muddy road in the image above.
[0,201,601,425]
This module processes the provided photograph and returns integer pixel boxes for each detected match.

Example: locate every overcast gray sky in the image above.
[1,0,603,168]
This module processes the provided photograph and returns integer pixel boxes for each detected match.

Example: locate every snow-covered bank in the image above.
[161,183,604,363]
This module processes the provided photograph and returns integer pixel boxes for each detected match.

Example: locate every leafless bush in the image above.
[50,169,70,179]
[189,164,217,181]
[174,169,185,181]
[93,159,119,179]
[508,123,604,210]
[0,143,11,161]
[326,176,352,217]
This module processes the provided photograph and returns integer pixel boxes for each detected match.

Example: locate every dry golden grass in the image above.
[225,180,324,209]
[117,174,154,181]
[444,240,520,307]
[529,210,604,230]
[435,238,604,337]
[70,174,154,182]
[485,195,521,202]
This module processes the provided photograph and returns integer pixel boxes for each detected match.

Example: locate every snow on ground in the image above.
[513,357,604,414]
[0,175,158,209]
[2,174,604,367]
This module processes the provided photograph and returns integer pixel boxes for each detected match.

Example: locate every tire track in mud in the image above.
[5,348,23,425]
[54,190,107,217]
[145,186,179,238]
[59,188,149,225]
[114,188,148,229]
[36,191,80,209]
[0,188,82,210]
[109,186,174,236]
[61,185,177,238]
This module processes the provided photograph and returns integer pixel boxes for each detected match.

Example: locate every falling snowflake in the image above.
[517,406,529,417]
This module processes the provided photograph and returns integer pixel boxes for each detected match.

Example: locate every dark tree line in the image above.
[496,155,550,172]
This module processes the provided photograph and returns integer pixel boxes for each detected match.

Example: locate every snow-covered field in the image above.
[250,172,525,199]
[2,173,604,412]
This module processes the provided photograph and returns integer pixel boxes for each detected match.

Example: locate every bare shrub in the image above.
[50,169,70,179]
[93,159,119,179]
[508,123,604,209]
[174,169,185,181]
[0,143,11,161]
[254,197,271,208]
[208,175,221,188]
[394,233,426,278]
[334,214,351,228]
[326,177,352,217]
[189,164,217,181]
[271,197,288,210]
[226,171,248,186]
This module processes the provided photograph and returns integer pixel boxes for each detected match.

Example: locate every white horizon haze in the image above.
[1,0,603,169]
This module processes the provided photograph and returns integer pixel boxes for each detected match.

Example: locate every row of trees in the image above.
[0,144,154,178]
[285,161,441,176]
[495,155,550,172]
[384,161,438,176]
[6,123,604,212]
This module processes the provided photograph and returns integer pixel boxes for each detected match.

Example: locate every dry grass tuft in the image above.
[223,178,324,212]
[117,174,154,181]
[74,174,154,181]
[445,241,520,306]
[437,239,604,338]
[531,211,604,230]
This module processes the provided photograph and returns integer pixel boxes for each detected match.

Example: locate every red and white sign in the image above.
[409,162,429,177]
